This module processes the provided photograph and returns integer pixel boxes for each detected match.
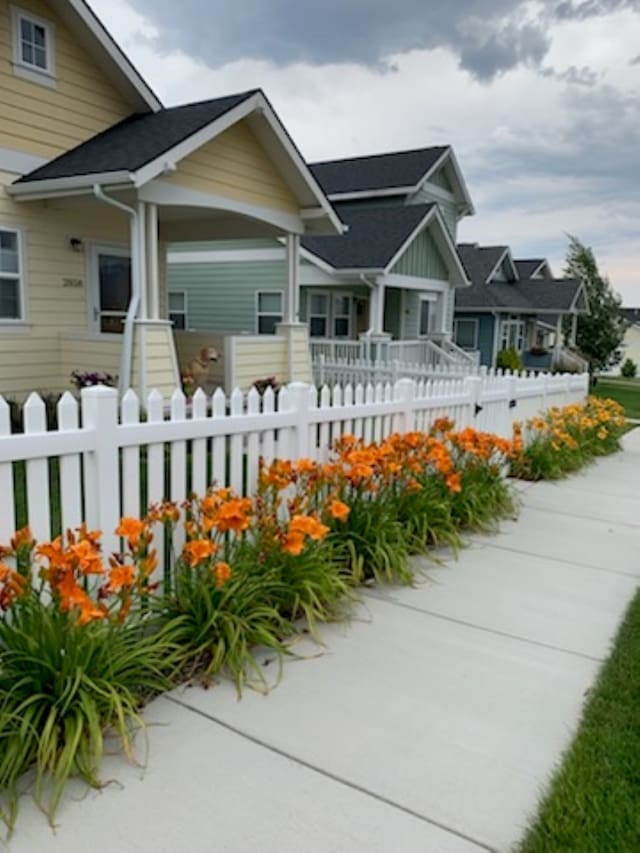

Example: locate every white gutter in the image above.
[93,185,139,395]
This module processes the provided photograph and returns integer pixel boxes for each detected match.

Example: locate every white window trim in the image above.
[453,317,478,351]
[499,316,525,353]
[255,289,284,335]
[168,290,188,330]
[87,243,131,337]
[0,224,27,326]
[417,294,437,338]
[11,5,57,87]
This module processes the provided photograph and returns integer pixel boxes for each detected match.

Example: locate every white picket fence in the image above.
[0,372,589,567]
[313,355,482,388]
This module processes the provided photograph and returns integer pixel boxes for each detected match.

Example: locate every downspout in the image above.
[93,185,139,395]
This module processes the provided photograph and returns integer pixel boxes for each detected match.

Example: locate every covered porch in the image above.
[8,90,342,396]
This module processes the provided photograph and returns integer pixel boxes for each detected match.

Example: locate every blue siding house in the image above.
[453,244,588,370]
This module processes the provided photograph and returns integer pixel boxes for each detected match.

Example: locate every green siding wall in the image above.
[391,229,448,280]
[430,166,454,192]
[169,239,278,253]
[411,186,458,239]
[168,258,287,333]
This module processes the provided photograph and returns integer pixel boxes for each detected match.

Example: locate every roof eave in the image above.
[8,171,134,198]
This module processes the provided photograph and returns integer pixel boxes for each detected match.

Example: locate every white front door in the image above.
[89,245,131,334]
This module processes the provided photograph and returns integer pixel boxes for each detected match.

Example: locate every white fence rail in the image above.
[0,372,589,561]
[314,354,483,387]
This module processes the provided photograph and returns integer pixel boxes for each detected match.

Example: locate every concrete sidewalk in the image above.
[9,431,640,853]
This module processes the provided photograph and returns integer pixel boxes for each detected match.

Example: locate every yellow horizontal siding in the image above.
[169,120,299,215]
[0,172,130,396]
[0,0,135,159]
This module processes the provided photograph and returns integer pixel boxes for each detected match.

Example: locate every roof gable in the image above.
[302,202,469,285]
[15,92,257,183]
[301,204,434,271]
[456,277,586,313]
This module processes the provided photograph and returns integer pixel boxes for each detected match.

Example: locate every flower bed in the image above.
[510,396,626,481]
[0,399,625,834]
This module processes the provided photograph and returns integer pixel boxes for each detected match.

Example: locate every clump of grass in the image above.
[518,589,640,852]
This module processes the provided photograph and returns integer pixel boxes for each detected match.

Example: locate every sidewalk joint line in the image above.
[164,694,497,853]
[367,593,603,662]
[467,541,640,580]
[522,502,640,530]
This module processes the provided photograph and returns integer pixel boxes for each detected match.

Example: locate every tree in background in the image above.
[564,235,627,374]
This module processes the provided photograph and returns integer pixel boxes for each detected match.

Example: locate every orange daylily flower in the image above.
[283,531,306,556]
[289,515,329,541]
[116,517,147,549]
[212,498,253,533]
[183,538,218,567]
[329,499,350,522]
[213,561,232,588]
[107,563,136,593]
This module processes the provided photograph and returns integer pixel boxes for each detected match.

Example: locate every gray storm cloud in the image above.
[126,0,640,78]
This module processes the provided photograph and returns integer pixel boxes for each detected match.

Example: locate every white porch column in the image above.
[554,314,563,363]
[146,203,160,320]
[285,233,300,323]
[136,201,148,319]
[373,281,385,334]
[570,312,578,347]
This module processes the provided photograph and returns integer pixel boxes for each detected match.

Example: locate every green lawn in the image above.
[518,590,640,852]
[591,377,640,420]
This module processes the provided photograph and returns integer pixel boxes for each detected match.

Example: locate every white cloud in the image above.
[88,0,640,303]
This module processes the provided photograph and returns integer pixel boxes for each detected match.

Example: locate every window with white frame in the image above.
[333,294,351,338]
[256,290,283,334]
[12,7,56,80]
[169,291,187,329]
[500,316,525,352]
[454,318,478,350]
[308,292,329,338]
[0,228,24,321]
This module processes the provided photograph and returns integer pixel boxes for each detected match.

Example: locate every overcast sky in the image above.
[91,0,639,302]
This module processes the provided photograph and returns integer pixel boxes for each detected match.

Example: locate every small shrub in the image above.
[253,376,280,395]
[621,358,637,378]
[497,347,523,373]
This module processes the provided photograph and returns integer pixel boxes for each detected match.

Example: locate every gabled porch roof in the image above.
[8,90,343,236]
[301,203,469,285]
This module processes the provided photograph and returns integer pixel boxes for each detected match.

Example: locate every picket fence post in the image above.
[81,385,120,556]
[463,375,482,428]
[393,377,417,433]
[287,381,312,459]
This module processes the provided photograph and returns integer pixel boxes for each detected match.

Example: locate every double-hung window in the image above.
[256,290,283,334]
[169,291,187,329]
[12,7,56,83]
[0,228,24,322]
[454,318,478,350]
[308,292,329,338]
[333,295,351,338]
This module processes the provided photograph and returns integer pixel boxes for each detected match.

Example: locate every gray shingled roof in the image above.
[309,147,448,196]
[457,243,510,285]
[301,203,435,270]
[515,259,547,279]
[16,91,259,183]
[455,278,583,313]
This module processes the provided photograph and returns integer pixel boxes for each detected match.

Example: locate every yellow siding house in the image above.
[0,0,342,398]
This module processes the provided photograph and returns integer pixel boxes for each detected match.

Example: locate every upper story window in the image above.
[0,228,24,322]
[11,7,56,85]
